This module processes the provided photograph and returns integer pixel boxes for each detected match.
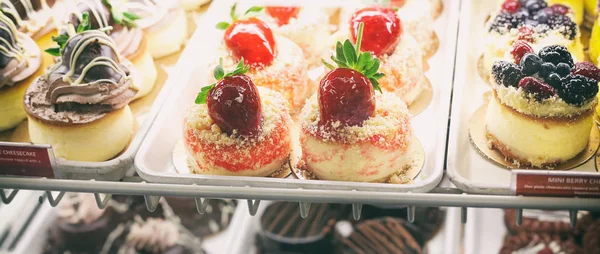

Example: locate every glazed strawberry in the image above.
[266,6,300,26]
[510,40,534,65]
[196,60,262,137]
[571,62,600,81]
[518,77,556,100]
[350,7,402,56]
[550,4,570,15]
[217,5,276,67]
[502,0,520,13]
[320,22,384,127]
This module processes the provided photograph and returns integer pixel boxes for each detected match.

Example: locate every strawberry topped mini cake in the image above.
[487,44,600,167]
[183,60,293,177]
[333,6,426,105]
[215,5,310,113]
[261,6,331,66]
[483,0,585,76]
[300,23,414,183]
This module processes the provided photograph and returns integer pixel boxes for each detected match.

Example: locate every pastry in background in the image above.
[504,209,594,236]
[183,60,293,176]
[257,202,341,254]
[165,197,236,238]
[261,5,331,66]
[0,13,42,131]
[180,0,211,12]
[590,12,599,66]
[482,0,585,77]
[487,44,599,167]
[123,0,189,58]
[500,232,582,254]
[333,6,426,105]
[215,4,310,113]
[335,217,425,253]
[0,0,61,39]
[300,23,414,183]
[583,0,598,27]
[63,0,157,99]
[583,219,600,254]
[549,0,585,25]
[26,23,137,162]
[357,205,445,241]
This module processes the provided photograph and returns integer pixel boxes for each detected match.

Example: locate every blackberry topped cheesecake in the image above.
[486,43,600,167]
[483,0,585,76]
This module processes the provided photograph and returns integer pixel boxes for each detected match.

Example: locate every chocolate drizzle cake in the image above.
[358,205,445,240]
[165,197,236,238]
[500,232,582,254]
[504,209,593,236]
[583,219,600,254]
[257,202,341,254]
[0,0,57,37]
[335,217,424,254]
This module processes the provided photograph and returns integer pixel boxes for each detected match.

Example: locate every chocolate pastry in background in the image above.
[0,12,42,131]
[499,232,583,254]
[504,209,594,236]
[0,0,59,39]
[256,202,342,254]
[164,197,237,238]
[334,217,424,254]
[64,0,157,99]
[583,219,600,254]
[44,193,131,254]
[357,205,445,240]
[25,24,137,162]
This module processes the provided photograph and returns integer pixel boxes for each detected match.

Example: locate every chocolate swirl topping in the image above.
[0,12,40,88]
[65,0,143,58]
[25,28,137,124]
[337,217,423,254]
[0,0,56,36]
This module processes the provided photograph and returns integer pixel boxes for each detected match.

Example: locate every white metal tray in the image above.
[227,201,463,254]
[446,0,599,195]
[8,197,245,254]
[135,0,459,194]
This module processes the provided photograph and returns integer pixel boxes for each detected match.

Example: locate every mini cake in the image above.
[261,5,331,66]
[123,0,188,58]
[257,202,340,254]
[335,217,425,254]
[215,5,310,113]
[300,23,414,183]
[25,24,138,162]
[63,0,157,99]
[499,232,582,254]
[0,0,59,39]
[583,219,600,254]
[333,6,426,105]
[504,209,593,236]
[483,0,585,76]
[486,44,600,167]
[548,0,585,25]
[45,193,130,254]
[0,13,42,131]
[183,60,293,176]
[358,206,445,241]
[165,197,236,238]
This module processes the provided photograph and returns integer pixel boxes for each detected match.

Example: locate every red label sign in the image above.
[0,142,55,178]
[512,170,600,198]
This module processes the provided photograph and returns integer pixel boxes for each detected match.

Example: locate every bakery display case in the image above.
[1,0,600,253]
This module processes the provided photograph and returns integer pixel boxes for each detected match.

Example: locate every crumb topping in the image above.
[185,86,289,148]
[300,92,412,148]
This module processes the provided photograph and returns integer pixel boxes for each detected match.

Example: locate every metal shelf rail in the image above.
[1,174,599,227]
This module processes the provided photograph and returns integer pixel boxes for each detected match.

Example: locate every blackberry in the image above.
[556,74,599,105]
[547,14,577,40]
[538,45,574,67]
[520,53,543,75]
[491,61,524,87]
[488,12,526,32]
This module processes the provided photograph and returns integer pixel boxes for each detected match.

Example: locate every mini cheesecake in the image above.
[300,92,413,182]
[487,44,600,167]
[333,6,426,105]
[261,6,331,66]
[183,61,293,177]
[64,0,157,100]
[216,6,310,114]
[483,0,585,76]
[25,29,137,162]
[123,0,189,58]
[0,0,60,39]
[0,13,42,131]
